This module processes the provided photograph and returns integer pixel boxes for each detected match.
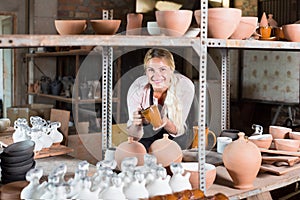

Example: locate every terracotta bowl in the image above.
[54,20,87,35]
[208,8,242,39]
[194,8,242,39]
[269,125,292,139]
[289,131,300,140]
[282,24,300,42]
[194,10,201,27]
[90,19,121,35]
[248,134,272,149]
[155,10,193,36]
[181,162,216,189]
[274,139,300,152]
[230,16,258,39]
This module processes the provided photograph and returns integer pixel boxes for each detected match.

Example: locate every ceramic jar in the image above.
[126,13,143,35]
[149,134,182,167]
[223,132,262,189]
[114,137,147,170]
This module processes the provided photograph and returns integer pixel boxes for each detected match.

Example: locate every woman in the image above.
[127,48,195,150]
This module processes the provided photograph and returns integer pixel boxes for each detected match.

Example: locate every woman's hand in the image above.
[132,109,143,126]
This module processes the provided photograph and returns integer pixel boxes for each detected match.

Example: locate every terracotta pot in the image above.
[248,134,272,149]
[54,20,87,35]
[274,139,300,152]
[90,19,121,35]
[223,132,262,189]
[269,125,292,139]
[289,131,300,140]
[282,24,300,42]
[230,16,258,39]
[114,137,147,169]
[181,162,216,189]
[149,134,182,167]
[126,13,143,35]
[155,10,193,36]
[204,8,242,39]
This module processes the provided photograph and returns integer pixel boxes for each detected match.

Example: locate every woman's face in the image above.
[145,57,173,92]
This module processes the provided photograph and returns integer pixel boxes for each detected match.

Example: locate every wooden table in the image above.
[206,157,300,200]
[35,154,97,177]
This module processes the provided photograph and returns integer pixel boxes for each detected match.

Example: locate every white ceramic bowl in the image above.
[147,21,161,35]
[184,27,201,37]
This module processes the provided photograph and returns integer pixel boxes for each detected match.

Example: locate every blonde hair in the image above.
[144,48,185,134]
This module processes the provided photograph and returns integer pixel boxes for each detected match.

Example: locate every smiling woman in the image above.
[126,48,195,150]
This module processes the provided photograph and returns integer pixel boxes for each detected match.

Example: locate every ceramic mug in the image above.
[260,26,272,39]
[192,126,217,150]
[104,147,116,161]
[217,137,232,154]
[0,118,11,132]
[141,104,163,129]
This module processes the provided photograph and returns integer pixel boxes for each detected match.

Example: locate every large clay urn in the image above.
[114,137,147,170]
[149,134,182,167]
[222,132,262,189]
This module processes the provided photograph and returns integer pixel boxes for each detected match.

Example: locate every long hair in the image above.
[144,48,185,134]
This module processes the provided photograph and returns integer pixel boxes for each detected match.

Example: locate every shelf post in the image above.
[198,0,208,193]
[220,49,230,130]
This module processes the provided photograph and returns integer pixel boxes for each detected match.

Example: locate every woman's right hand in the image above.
[132,109,143,126]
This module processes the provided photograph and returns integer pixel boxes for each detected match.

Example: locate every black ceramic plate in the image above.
[1,157,34,168]
[3,140,35,154]
[0,152,34,164]
[1,173,26,184]
[1,161,35,175]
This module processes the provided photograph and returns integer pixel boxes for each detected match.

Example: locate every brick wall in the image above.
[234,0,257,16]
[57,0,136,33]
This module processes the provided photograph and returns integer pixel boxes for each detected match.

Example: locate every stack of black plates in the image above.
[0,140,36,184]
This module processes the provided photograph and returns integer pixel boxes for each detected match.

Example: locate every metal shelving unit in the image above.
[1,0,299,194]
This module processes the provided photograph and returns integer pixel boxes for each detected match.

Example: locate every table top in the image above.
[206,161,300,200]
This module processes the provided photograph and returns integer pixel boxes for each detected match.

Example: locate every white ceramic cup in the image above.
[104,147,116,161]
[0,118,11,132]
[217,136,232,154]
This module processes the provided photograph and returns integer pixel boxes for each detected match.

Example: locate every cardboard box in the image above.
[7,103,54,124]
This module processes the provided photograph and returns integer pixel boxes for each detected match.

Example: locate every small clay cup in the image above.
[260,26,272,39]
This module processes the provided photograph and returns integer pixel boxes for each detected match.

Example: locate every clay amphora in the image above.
[149,134,182,167]
[114,137,147,170]
[222,132,262,189]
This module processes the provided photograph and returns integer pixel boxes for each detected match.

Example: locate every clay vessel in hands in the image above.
[149,134,182,167]
[114,137,147,170]
[223,132,262,189]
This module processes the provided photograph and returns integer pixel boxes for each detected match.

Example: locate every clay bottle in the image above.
[114,137,147,170]
[259,12,269,27]
[268,14,278,28]
[222,132,262,189]
[149,134,182,167]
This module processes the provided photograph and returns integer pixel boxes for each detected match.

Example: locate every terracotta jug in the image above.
[149,134,182,167]
[126,13,143,35]
[222,132,262,189]
[114,137,147,170]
